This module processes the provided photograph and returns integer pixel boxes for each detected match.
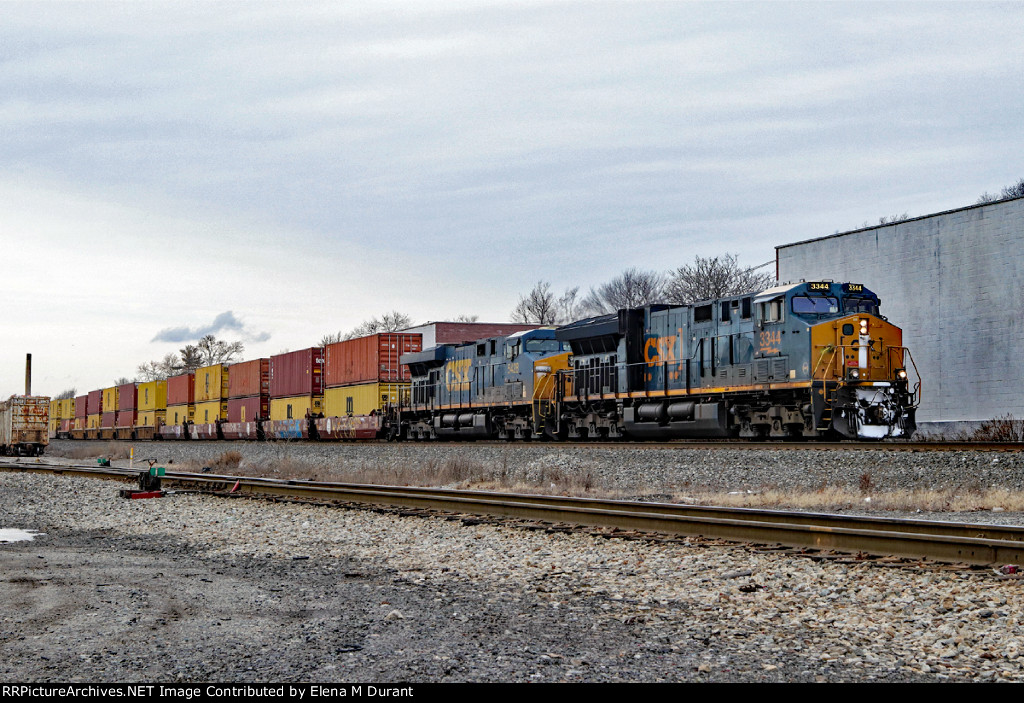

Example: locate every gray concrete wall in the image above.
[776,197,1024,424]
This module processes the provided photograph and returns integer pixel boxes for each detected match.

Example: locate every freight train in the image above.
[49,281,920,444]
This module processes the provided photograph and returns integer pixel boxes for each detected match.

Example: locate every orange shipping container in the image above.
[228,358,270,398]
[167,374,195,406]
[324,333,421,387]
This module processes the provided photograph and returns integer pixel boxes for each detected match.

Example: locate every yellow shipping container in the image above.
[60,398,75,420]
[87,413,101,430]
[324,383,408,417]
[195,399,227,423]
[136,409,166,428]
[74,417,85,431]
[166,404,194,426]
[137,381,167,412]
[49,400,59,434]
[195,364,230,403]
[270,395,323,421]
[102,386,119,413]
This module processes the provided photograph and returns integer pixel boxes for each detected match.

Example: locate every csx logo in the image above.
[644,335,678,366]
[445,359,472,391]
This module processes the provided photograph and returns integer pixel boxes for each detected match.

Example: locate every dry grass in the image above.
[54,441,132,461]
[238,454,607,497]
[965,414,1024,442]
[668,486,1024,513]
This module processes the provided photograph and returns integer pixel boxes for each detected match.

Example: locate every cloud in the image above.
[152,311,270,344]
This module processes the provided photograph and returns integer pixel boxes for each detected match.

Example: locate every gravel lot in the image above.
[3,457,1024,683]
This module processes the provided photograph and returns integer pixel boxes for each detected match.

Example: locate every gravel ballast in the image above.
[2,466,1024,682]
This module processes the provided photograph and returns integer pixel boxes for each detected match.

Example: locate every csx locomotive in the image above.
[400,281,919,440]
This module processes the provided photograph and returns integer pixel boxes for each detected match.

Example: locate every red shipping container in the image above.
[270,348,324,398]
[431,322,538,345]
[88,390,102,415]
[75,394,88,419]
[167,373,195,406]
[115,409,136,428]
[324,333,422,387]
[228,358,270,399]
[60,419,73,433]
[117,382,138,411]
[227,396,269,423]
[101,411,116,429]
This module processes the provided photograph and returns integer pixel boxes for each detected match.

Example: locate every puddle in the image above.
[0,529,45,543]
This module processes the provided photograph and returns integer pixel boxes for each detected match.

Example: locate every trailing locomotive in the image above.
[400,282,919,441]
[401,328,571,439]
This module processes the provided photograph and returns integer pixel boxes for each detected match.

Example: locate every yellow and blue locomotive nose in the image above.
[810,314,905,383]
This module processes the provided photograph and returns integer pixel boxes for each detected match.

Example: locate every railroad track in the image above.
[47,438,1024,451]
[3,458,1024,567]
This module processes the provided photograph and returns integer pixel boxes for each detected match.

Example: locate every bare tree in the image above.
[878,212,911,225]
[512,282,582,324]
[196,334,244,366]
[580,268,665,315]
[453,314,479,322]
[54,388,76,400]
[179,345,203,374]
[113,376,134,385]
[1002,178,1024,199]
[512,281,559,324]
[664,254,774,305]
[325,311,415,342]
[977,178,1024,204]
[137,352,183,381]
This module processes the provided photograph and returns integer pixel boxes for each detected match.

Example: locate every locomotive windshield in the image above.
[791,295,839,316]
[525,339,561,353]
[844,297,879,315]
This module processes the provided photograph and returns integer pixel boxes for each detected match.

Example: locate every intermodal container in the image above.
[115,409,136,428]
[49,401,59,435]
[101,411,116,429]
[195,364,229,403]
[75,394,88,419]
[102,387,119,413]
[137,381,167,412]
[60,419,73,434]
[136,409,165,428]
[269,394,323,422]
[167,374,195,406]
[117,383,137,411]
[324,333,421,387]
[88,390,102,416]
[87,413,101,430]
[324,382,408,417]
[195,399,227,424]
[58,398,75,420]
[165,404,194,426]
[270,348,324,398]
[228,358,270,399]
[227,396,269,423]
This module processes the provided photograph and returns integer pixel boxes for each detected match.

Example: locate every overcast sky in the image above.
[3,1,1023,396]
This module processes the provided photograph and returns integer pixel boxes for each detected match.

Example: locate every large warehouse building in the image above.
[776,195,1024,433]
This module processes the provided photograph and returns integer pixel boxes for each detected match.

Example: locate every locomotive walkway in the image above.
[3,458,1023,566]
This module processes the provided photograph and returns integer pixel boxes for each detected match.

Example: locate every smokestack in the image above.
[25,353,31,396]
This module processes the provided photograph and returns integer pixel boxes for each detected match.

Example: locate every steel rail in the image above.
[3,460,1024,565]
[48,439,1024,451]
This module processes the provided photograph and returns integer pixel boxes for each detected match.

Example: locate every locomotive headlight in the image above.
[859,318,868,334]
[848,368,861,380]
[895,368,907,380]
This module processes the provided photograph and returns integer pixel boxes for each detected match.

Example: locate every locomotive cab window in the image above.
[844,297,879,315]
[792,295,839,316]
[525,339,560,353]
[758,298,784,324]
